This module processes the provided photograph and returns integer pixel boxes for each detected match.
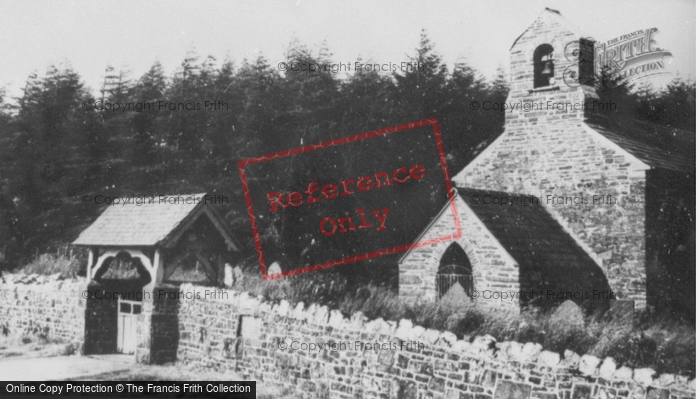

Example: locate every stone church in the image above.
[398,9,695,314]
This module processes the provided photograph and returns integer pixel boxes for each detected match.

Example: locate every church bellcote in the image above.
[506,8,597,124]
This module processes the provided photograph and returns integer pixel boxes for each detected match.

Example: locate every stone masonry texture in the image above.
[407,11,650,309]
[398,198,519,311]
[176,284,695,399]
[0,274,85,351]
[0,278,695,398]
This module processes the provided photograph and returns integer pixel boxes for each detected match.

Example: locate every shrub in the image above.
[19,253,81,278]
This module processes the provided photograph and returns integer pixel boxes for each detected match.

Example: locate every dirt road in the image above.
[0,354,134,381]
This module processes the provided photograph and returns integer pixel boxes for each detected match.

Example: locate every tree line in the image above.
[0,32,694,278]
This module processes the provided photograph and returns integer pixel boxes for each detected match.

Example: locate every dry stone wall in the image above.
[177,284,695,399]
[0,273,85,349]
[0,277,694,399]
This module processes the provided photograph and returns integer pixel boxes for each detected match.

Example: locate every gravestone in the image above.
[223,264,234,287]
[550,300,585,328]
[233,265,244,281]
[268,262,282,275]
[604,300,634,326]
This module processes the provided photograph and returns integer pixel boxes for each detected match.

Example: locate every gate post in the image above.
[135,284,180,364]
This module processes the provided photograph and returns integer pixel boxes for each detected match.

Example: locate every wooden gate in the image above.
[117,298,141,354]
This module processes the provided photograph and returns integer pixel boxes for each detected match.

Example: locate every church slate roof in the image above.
[585,113,695,173]
[455,187,608,289]
[72,193,239,249]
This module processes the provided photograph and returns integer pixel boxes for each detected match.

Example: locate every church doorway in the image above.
[435,242,473,300]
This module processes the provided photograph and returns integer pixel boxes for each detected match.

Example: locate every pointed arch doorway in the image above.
[436,242,474,300]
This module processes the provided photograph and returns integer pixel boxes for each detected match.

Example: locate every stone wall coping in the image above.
[1,276,692,392]
[177,283,695,392]
[3,276,693,395]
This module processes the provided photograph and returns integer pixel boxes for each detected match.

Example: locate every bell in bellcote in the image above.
[533,44,555,88]
[541,59,554,76]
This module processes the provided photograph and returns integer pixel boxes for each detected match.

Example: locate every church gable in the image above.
[452,119,648,192]
[451,8,635,191]
[399,194,519,310]
[510,8,588,51]
[398,187,609,311]
[509,8,593,97]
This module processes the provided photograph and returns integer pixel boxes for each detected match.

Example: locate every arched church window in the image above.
[435,242,473,300]
[534,44,555,88]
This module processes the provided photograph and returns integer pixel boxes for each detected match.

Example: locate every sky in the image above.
[0,0,695,101]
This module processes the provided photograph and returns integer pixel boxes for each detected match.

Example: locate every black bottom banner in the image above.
[0,382,256,398]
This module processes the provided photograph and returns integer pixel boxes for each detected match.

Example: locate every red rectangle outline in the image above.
[238,118,462,280]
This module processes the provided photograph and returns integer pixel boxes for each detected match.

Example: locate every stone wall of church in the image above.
[453,13,647,308]
[454,118,647,308]
[398,198,520,311]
